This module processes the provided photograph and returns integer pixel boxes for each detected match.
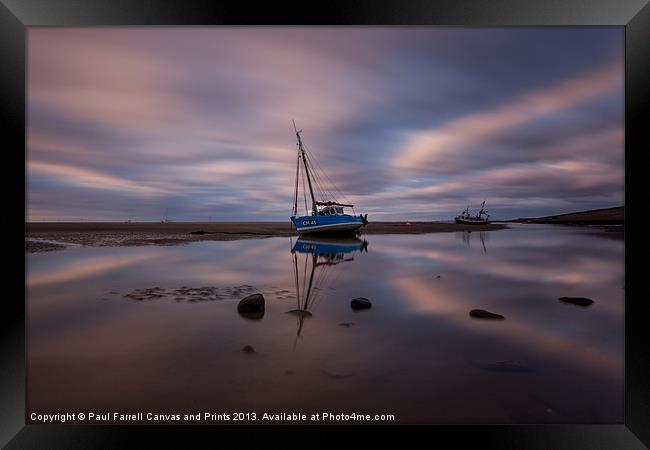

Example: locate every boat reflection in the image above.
[288,236,368,342]
[457,230,489,253]
[292,235,368,259]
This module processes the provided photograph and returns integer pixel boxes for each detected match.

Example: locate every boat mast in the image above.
[293,120,317,215]
[478,200,486,219]
[292,146,300,217]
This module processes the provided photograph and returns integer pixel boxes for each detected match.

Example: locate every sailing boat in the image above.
[288,235,368,340]
[455,200,491,225]
[290,122,368,235]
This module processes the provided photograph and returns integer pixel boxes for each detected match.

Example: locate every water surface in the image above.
[27,224,624,423]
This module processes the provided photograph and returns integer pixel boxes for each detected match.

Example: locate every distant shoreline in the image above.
[505,206,624,225]
[26,221,506,253]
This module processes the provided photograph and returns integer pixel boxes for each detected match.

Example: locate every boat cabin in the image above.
[318,205,346,216]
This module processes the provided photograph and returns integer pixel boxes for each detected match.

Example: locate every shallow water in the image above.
[26,224,624,424]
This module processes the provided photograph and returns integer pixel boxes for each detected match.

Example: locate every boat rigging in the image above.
[455,200,491,225]
[290,121,368,235]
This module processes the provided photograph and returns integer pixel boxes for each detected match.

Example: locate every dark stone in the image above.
[559,297,594,307]
[435,275,441,279]
[239,310,264,320]
[337,322,355,327]
[238,293,265,313]
[237,293,265,320]
[469,309,505,320]
[189,229,211,235]
[350,297,372,310]
[242,345,256,354]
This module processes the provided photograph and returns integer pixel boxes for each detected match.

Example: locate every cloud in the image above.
[28,161,171,196]
[26,27,624,221]
[392,61,622,173]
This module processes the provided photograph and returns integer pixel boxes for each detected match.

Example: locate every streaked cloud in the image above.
[29,161,170,195]
[393,63,622,172]
[27,27,623,221]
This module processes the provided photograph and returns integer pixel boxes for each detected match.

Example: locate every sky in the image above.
[27,27,624,222]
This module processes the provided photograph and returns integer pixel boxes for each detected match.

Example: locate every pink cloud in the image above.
[393,61,623,171]
[28,161,170,195]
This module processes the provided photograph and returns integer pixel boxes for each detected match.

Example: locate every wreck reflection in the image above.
[457,230,489,253]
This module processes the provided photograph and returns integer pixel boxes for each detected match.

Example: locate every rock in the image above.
[239,310,264,320]
[189,229,211,235]
[559,297,594,307]
[469,309,505,320]
[337,322,355,327]
[237,293,265,320]
[435,275,441,279]
[237,293,265,313]
[350,297,372,310]
[242,345,256,354]
[125,287,165,301]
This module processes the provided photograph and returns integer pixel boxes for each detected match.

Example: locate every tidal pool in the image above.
[26,224,624,423]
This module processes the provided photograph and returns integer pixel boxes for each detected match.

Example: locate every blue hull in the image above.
[292,237,367,255]
[291,214,365,235]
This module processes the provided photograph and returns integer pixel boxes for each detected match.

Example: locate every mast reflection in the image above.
[457,230,489,253]
[288,236,368,342]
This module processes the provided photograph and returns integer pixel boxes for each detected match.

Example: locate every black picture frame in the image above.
[4,0,649,447]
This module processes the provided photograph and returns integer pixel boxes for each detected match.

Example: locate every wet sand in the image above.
[26,225,624,423]
[26,221,506,253]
